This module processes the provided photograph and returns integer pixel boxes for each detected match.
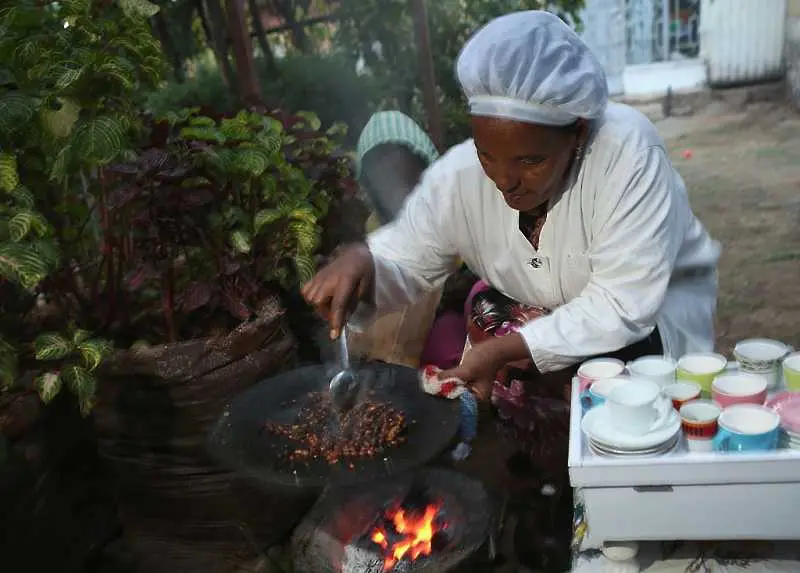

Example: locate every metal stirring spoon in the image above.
[329,324,360,415]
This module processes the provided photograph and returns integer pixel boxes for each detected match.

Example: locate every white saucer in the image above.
[589,434,680,458]
[582,404,681,450]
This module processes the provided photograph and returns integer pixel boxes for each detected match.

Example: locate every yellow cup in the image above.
[676,352,728,398]
[784,352,800,391]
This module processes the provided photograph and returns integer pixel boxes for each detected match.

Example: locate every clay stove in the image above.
[292,468,493,573]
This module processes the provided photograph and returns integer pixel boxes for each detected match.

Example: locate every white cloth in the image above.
[352,103,720,373]
[457,10,608,126]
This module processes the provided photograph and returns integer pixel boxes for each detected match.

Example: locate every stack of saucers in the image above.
[581,404,682,458]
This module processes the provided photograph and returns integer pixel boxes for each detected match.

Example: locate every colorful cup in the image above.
[712,404,780,453]
[606,380,672,436]
[784,352,800,392]
[580,376,629,409]
[676,353,727,397]
[679,400,721,453]
[577,358,626,392]
[711,372,768,408]
[663,381,702,410]
[626,355,676,388]
[734,338,790,390]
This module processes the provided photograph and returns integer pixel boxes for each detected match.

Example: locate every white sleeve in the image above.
[349,160,462,329]
[518,146,686,373]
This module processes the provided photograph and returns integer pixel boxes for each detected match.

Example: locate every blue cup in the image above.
[712,404,780,453]
[580,377,629,411]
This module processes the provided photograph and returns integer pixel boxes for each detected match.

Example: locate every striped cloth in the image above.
[355,111,440,179]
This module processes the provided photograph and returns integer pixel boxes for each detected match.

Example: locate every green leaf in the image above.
[253,208,284,235]
[117,0,160,18]
[10,185,35,209]
[180,126,224,143]
[230,229,252,254]
[295,111,322,132]
[219,117,251,140]
[72,116,125,165]
[0,243,51,286]
[35,371,62,403]
[294,253,316,284]
[34,333,74,361]
[288,220,319,253]
[77,339,112,371]
[54,63,86,90]
[289,207,318,225]
[326,122,348,138]
[0,92,37,134]
[0,153,19,193]
[62,365,96,402]
[8,211,32,242]
[232,148,271,176]
[72,329,91,345]
[255,132,282,156]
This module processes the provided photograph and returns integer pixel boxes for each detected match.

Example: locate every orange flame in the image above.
[369,502,441,571]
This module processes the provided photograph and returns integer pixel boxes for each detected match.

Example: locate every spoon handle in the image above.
[338,323,350,370]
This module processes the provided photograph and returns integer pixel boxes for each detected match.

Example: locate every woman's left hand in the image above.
[438,332,531,401]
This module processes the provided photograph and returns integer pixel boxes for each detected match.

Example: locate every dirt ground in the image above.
[656,102,800,355]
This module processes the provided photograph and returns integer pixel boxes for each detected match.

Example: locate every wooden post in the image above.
[225,0,263,105]
[408,0,444,151]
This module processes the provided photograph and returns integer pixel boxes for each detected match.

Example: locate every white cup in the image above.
[626,355,677,387]
[607,380,672,436]
[734,338,790,389]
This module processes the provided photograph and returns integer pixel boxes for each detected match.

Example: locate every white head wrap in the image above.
[456,11,609,127]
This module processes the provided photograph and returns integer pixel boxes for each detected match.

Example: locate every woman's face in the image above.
[471,116,587,213]
[360,144,428,223]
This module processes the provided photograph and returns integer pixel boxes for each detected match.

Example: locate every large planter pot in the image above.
[92,298,318,573]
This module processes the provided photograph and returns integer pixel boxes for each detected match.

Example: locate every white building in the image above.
[580,0,787,98]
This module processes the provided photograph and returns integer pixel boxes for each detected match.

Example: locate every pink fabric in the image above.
[419,311,467,370]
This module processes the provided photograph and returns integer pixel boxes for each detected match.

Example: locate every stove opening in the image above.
[367,484,451,571]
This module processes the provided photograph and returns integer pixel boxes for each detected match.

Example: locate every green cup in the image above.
[784,352,800,391]
[676,352,728,398]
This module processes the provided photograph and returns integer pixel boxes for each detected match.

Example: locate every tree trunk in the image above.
[408,0,444,151]
[200,0,237,93]
[151,11,186,83]
[226,0,264,106]
[247,0,278,75]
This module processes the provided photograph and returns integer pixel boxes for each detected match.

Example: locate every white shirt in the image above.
[356,103,721,373]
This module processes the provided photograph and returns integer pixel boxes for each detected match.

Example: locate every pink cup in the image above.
[577,358,626,392]
[711,372,768,409]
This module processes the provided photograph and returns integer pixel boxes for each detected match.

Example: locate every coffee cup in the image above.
[712,404,780,453]
[734,338,790,390]
[580,376,629,409]
[676,353,727,397]
[577,358,626,392]
[679,400,721,453]
[606,380,671,436]
[783,352,800,392]
[626,355,676,388]
[663,381,702,410]
[711,372,768,408]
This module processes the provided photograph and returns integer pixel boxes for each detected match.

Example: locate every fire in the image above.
[369,501,442,571]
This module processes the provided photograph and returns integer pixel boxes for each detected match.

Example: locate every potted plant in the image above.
[1,0,362,569]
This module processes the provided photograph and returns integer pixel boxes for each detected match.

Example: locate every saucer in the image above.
[589,433,680,458]
[582,403,681,450]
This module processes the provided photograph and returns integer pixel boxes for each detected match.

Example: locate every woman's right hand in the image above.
[301,243,374,339]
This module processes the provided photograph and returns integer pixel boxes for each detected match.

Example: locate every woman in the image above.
[304,11,720,568]
[351,111,473,370]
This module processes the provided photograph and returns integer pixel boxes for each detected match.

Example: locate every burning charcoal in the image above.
[262,391,408,465]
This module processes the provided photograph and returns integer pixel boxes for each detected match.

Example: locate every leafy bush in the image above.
[146,53,383,144]
[86,107,356,344]
[0,0,165,413]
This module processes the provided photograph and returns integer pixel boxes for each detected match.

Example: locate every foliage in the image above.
[0,0,165,412]
[72,107,355,344]
[146,53,382,143]
[335,0,586,146]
